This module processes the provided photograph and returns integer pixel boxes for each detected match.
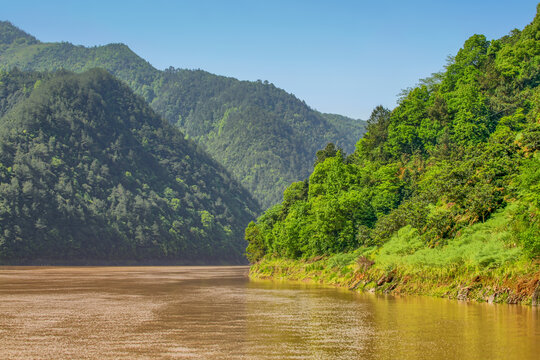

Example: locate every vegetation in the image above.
[0,21,366,207]
[0,68,260,264]
[247,6,540,302]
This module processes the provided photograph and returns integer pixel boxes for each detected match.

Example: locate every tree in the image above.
[245,221,265,263]
[356,105,391,161]
[314,143,343,167]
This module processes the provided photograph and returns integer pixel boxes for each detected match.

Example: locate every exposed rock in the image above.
[457,286,470,301]
[532,282,540,306]
[376,272,395,287]
[384,283,397,294]
[349,280,363,290]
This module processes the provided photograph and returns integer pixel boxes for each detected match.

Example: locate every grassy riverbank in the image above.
[250,256,539,305]
[250,206,540,305]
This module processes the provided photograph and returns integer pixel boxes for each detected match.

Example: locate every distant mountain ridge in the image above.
[0,68,260,264]
[0,21,366,207]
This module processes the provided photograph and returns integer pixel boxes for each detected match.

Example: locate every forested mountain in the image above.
[0,21,366,208]
[247,6,539,269]
[0,68,260,264]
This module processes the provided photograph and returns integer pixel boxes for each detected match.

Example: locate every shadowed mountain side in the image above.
[0,68,260,264]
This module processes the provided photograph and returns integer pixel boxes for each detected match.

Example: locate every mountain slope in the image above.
[0,21,366,207]
[0,68,260,264]
[153,68,366,206]
[247,6,539,303]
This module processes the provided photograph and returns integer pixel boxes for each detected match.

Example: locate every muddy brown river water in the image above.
[0,266,538,359]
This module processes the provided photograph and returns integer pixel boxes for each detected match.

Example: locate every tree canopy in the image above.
[246,7,540,262]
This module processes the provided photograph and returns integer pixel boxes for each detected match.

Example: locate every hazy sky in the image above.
[2,0,537,119]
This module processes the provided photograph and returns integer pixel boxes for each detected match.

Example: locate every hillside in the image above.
[247,6,540,304]
[0,68,260,264]
[0,21,366,208]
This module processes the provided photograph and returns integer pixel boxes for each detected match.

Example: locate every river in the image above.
[0,266,538,359]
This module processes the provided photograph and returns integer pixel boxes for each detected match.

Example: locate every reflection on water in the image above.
[0,266,538,359]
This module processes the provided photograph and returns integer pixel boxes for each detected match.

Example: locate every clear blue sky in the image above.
[2,0,538,119]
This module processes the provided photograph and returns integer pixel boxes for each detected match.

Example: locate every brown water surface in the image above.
[0,266,538,359]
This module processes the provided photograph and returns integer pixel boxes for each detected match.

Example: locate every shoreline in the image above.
[0,258,249,266]
[250,257,540,306]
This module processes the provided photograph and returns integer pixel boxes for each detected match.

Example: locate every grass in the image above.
[250,204,540,305]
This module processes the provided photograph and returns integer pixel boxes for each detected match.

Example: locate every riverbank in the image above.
[250,255,540,306]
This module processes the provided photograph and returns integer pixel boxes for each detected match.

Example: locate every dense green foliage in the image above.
[0,69,260,264]
[247,7,540,264]
[0,21,366,207]
[153,70,366,207]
